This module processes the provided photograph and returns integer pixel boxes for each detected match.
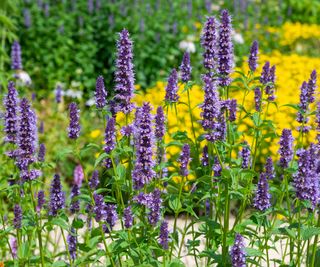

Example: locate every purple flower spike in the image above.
[67,228,77,260]
[11,41,23,70]
[89,170,99,190]
[240,142,251,169]
[155,106,165,140]
[93,193,107,222]
[254,87,262,112]
[37,190,45,212]
[55,85,62,103]
[307,70,317,103]
[124,206,133,229]
[38,143,46,162]
[68,103,81,139]
[49,174,65,216]
[95,75,107,109]
[228,99,237,122]
[293,147,319,209]
[104,117,116,154]
[148,188,162,226]
[179,52,192,83]
[265,157,274,179]
[260,62,270,85]
[201,74,221,131]
[265,65,276,101]
[3,81,19,143]
[13,205,22,229]
[297,81,309,123]
[10,238,17,258]
[39,121,44,134]
[114,29,135,114]
[16,98,41,181]
[70,184,80,214]
[121,125,134,137]
[279,129,294,169]
[104,204,118,231]
[218,10,234,87]
[317,102,320,142]
[73,165,84,187]
[230,234,246,267]
[159,220,169,249]
[165,69,179,103]
[213,156,222,177]
[248,40,259,72]
[201,145,209,167]
[179,144,191,177]
[253,172,271,211]
[104,117,116,169]
[23,9,31,28]
[132,103,155,190]
[201,16,217,70]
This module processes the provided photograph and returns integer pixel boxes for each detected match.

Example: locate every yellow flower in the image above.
[90,129,101,138]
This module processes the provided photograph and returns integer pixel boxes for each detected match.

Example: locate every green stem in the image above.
[60,227,72,266]
[169,179,184,260]
[29,183,45,267]
[297,202,302,267]
[311,211,320,267]
[263,219,270,267]
[222,181,230,266]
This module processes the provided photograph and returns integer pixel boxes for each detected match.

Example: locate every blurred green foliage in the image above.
[2,0,320,96]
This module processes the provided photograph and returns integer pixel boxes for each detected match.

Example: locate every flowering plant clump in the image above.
[2,8,320,267]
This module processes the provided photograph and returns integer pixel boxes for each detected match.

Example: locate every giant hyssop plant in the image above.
[1,8,320,267]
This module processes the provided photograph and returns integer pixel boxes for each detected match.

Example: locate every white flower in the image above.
[232,31,244,44]
[85,98,95,106]
[179,40,196,53]
[71,80,81,88]
[65,89,83,99]
[13,71,32,86]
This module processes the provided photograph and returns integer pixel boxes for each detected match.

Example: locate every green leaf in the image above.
[50,217,69,230]
[94,153,108,168]
[168,195,182,212]
[245,247,263,257]
[168,259,185,267]
[52,261,68,267]
[302,227,320,240]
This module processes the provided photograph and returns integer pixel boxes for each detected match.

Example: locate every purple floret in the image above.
[155,106,165,140]
[248,40,259,72]
[253,172,271,211]
[123,206,133,229]
[13,204,22,229]
[201,16,217,70]
[165,69,179,103]
[159,220,169,249]
[230,234,246,267]
[49,174,65,216]
[218,10,234,86]
[11,41,23,70]
[179,52,192,83]
[68,103,81,139]
[114,29,135,114]
[132,103,156,190]
[179,144,191,177]
[3,81,19,144]
[95,75,107,109]
[278,129,294,169]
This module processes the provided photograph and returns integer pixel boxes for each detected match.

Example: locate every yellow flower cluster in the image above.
[266,22,320,46]
[237,51,320,156]
[90,51,320,163]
